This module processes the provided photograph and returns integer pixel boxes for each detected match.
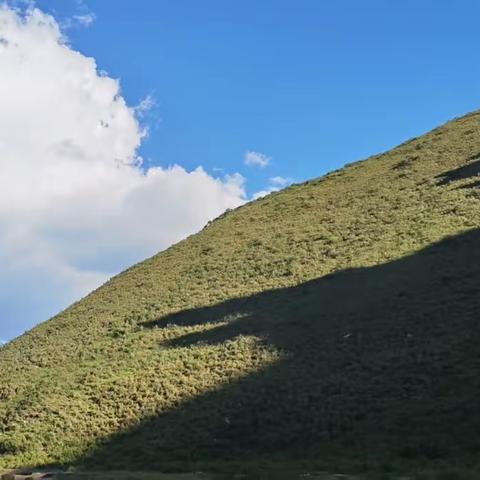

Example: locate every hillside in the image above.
[1,111,480,475]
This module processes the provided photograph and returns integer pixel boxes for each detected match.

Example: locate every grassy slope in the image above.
[1,111,480,473]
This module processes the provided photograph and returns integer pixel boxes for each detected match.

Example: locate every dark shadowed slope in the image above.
[78,229,480,471]
[1,110,480,471]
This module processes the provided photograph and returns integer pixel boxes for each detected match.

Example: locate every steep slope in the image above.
[1,111,480,472]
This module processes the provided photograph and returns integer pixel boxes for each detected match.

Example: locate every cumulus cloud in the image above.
[244,150,271,168]
[0,4,246,340]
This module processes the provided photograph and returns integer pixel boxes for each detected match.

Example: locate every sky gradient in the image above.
[37,0,480,192]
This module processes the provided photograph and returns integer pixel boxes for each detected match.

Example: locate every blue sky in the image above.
[35,0,480,192]
[1,0,480,342]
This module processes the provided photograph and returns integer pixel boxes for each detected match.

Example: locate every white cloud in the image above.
[0,5,246,340]
[252,176,293,199]
[244,150,271,168]
[252,190,271,200]
[54,0,96,31]
[135,94,156,117]
[269,176,292,187]
[73,13,95,27]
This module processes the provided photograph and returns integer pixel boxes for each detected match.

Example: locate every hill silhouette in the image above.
[1,110,480,475]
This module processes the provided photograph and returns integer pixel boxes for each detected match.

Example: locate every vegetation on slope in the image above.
[1,111,480,474]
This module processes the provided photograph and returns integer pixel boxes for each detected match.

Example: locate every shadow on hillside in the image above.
[77,229,480,470]
[436,154,480,187]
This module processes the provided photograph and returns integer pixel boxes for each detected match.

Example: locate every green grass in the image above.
[1,110,480,474]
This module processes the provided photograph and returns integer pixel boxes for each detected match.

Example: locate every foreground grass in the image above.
[1,111,480,471]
